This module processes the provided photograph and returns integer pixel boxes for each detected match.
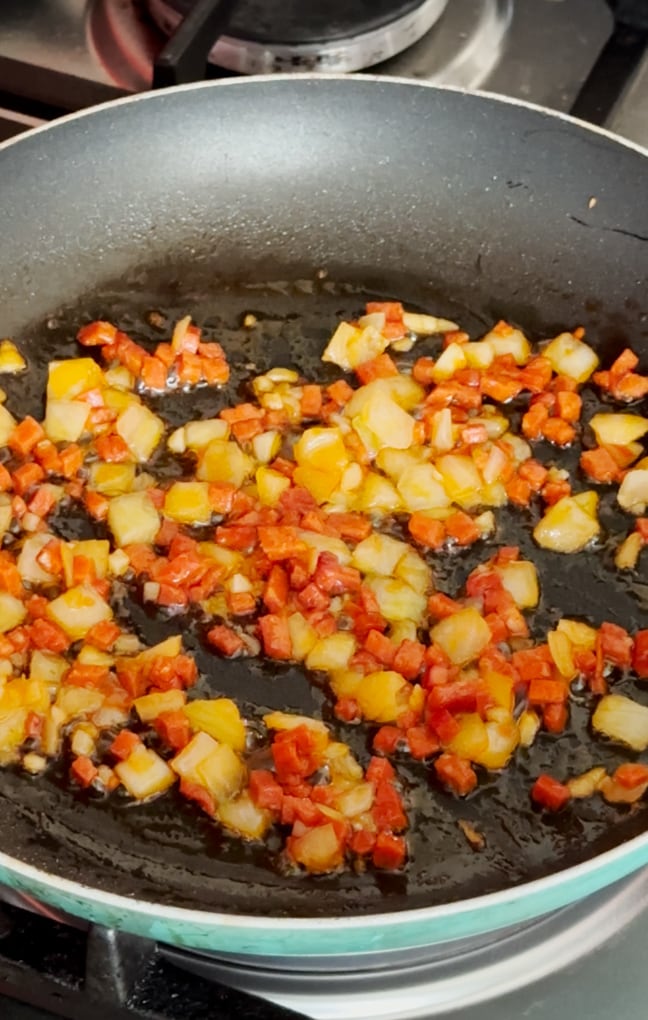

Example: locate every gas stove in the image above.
[1,2,648,1019]
[0,1,646,145]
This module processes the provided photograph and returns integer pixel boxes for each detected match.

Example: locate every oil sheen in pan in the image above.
[0,277,646,919]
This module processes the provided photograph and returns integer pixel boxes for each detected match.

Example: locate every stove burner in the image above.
[147,0,449,73]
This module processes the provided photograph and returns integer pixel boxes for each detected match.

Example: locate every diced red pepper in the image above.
[9,417,45,458]
[598,622,633,667]
[85,620,122,651]
[216,525,257,550]
[334,697,360,722]
[613,763,648,789]
[427,592,463,619]
[393,639,425,681]
[59,444,84,479]
[349,829,377,856]
[66,663,111,689]
[580,447,621,484]
[426,707,461,743]
[528,677,567,704]
[109,730,141,761]
[543,703,569,733]
[531,774,570,811]
[326,379,355,407]
[312,552,361,594]
[408,512,446,549]
[29,618,71,653]
[77,320,117,346]
[179,778,216,817]
[326,512,371,543]
[426,677,490,715]
[372,781,407,831]
[297,582,330,612]
[26,595,48,620]
[556,391,582,422]
[12,462,45,496]
[70,755,98,788]
[153,710,191,751]
[406,726,440,760]
[372,832,407,870]
[95,434,132,462]
[511,645,553,684]
[249,769,284,812]
[372,725,403,754]
[365,301,404,322]
[434,753,478,796]
[364,629,396,667]
[445,510,480,546]
[366,756,396,785]
[633,631,648,678]
[258,614,292,660]
[355,353,399,384]
[207,624,245,657]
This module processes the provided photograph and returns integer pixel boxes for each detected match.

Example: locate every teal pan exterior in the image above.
[0,832,647,957]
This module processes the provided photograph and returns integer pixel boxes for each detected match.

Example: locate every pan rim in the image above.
[0,71,647,945]
[0,73,646,162]
[0,828,647,935]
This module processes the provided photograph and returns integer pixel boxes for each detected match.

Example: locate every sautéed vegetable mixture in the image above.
[0,300,647,874]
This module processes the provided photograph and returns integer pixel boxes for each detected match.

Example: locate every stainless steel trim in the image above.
[147,0,449,73]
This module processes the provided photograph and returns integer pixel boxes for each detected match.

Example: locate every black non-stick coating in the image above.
[0,79,647,918]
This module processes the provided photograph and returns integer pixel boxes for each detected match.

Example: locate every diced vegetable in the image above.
[164,482,212,525]
[495,561,539,609]
[46,585,113,640]
[589,413,648,446]
[115,745,175,799]
[543,333,599,382]
[2,299,648,880]
[593,695,648,752]
[533,494,599,553]
[44,399,89,442]
[184,699,246,752]
[431,608,492,665]
[618,470,648,514]
[0,592,27,632]
[47,358,103,400]
[197,439,254,487]
[0,403,17,446]
[108,492,160,547]
[0,339,26,374]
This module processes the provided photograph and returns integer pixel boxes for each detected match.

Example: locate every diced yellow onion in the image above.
[589,413,648,446]
[592,695,648,752]
[533,494,599,553]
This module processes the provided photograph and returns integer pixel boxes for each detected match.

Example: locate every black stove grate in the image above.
[571,0,648,124]
[0,903,306,1020]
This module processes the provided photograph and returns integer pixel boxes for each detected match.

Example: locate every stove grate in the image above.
[0,903,306,1020]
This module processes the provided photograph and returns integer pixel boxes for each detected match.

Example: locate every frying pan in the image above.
[0,76,647,960]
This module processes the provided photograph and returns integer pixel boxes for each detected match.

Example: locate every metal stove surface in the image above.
[146,0,450,73]
[0,2,615,122]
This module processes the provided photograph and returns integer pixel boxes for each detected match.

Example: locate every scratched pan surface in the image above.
[0,78,646,951]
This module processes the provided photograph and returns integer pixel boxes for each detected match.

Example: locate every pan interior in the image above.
[0,79,646,919]
[0,266,646,919]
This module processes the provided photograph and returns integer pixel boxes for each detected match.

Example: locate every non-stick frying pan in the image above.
[0,76,647,959]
